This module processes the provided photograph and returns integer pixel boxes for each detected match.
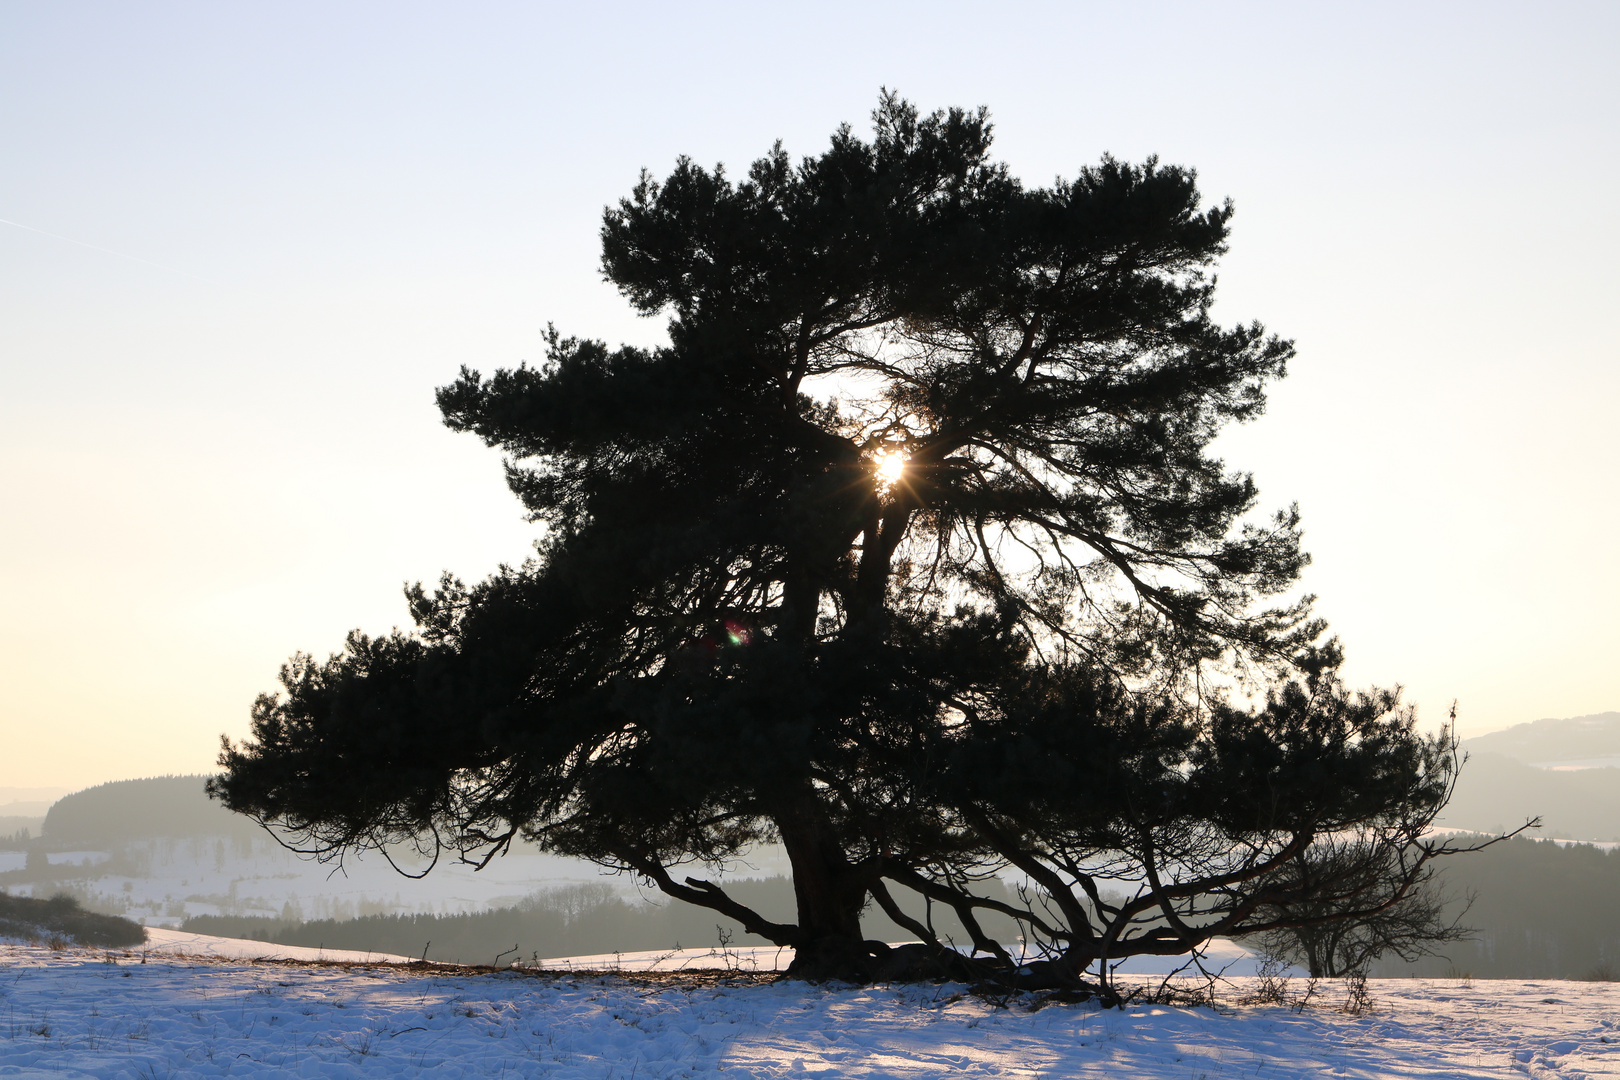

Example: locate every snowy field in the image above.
[1,837,798,928]
[3,941,1619,1078]
[120,929,1275,978]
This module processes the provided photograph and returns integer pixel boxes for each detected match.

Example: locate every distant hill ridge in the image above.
[1461,712,1620,766]
[1439,754,1620,841]
[42,775,262,847]
[1438,712,1620,842]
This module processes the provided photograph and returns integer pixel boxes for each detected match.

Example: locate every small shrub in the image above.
[1583,963,1617,982]
[0,892,146,948]
[1342,974,1375,1016]
[1294,976,1321,1013]
[1246,956,1293,1005]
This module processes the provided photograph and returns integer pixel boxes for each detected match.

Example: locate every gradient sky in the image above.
[2,2,1616,790]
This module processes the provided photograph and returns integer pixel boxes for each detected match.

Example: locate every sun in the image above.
[874,448,907,491]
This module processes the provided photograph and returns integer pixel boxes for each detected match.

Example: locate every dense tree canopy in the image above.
[214,95,1469,986]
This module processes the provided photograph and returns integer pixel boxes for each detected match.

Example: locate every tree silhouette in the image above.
[1247,833,1477,978]
[213,94,1472,984]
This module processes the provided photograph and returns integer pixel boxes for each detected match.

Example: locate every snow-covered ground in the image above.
[132,927,421,965]
[124,928,1279,978]
[2,939,1618,1078]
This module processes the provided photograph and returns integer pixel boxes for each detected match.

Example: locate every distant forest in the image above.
[1368,834,1620,980]
[183,876,1023,967]
[40,775,261,845]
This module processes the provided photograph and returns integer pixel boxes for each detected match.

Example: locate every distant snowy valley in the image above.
[0,833,661,928]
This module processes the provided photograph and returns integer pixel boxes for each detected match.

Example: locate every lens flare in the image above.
[875,449,907,491]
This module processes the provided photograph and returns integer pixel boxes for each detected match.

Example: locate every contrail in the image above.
[0,217,196,277]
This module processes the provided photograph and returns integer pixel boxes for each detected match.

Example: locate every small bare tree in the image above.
[1246,833,1482,978]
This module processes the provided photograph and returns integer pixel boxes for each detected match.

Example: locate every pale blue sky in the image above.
[3,2,1616,788]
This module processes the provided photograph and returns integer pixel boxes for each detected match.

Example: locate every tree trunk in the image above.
[776,805,880,981]
[771,528,893,981]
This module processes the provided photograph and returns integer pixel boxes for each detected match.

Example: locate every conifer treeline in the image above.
[182,877,1021,966]
[1370,835,1620,980]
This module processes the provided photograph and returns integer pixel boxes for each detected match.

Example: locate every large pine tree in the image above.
[213,95,1465,984]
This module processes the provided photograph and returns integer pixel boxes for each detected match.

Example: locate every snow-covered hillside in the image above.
[5,771,799,928]
[4,837,658,926]
[2,940,1617,1078]
[7,775,724,927]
